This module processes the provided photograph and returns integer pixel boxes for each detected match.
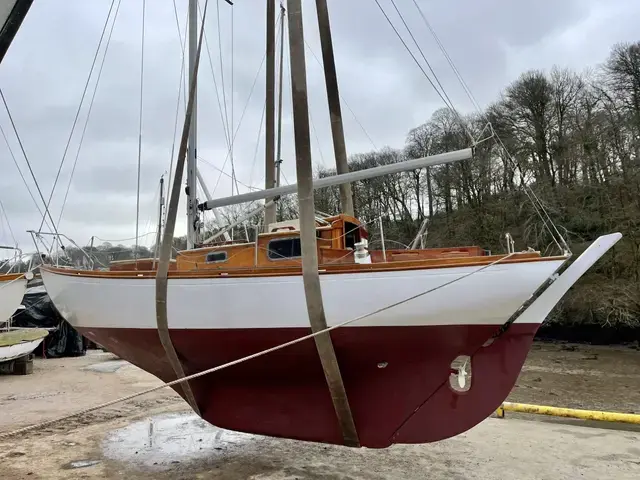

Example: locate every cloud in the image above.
[0,0,637,251]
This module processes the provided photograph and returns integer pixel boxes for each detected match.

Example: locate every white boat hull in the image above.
[42,259,566,331]
[0,337,44,363]
[0,274,27,323]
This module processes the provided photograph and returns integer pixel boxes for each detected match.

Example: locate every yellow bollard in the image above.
[496,402,640,425]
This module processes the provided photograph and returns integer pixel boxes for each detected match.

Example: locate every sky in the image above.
[0,0,639,255]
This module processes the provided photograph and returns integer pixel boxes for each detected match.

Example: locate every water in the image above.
[64,460,101,469]
[84,359,130,373]
[102,412,260,468]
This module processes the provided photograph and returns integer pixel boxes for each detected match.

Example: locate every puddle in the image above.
[102,412,260,469]
[64,460,101,469]
[84,360,130,373]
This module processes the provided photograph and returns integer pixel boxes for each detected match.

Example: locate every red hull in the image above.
[79,323,538,448]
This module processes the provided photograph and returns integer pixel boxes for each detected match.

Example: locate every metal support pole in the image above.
[196,168,231,242]
[200,148,472,210]
[201,199,278,244]
[89,236,95,269]
[315,0,353,216]
[409,217,429,250]
[264,0,277,229]
[379,216,387,262]
[286,0,359,448]
[254,226,259,266]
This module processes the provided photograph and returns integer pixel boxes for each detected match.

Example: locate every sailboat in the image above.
[0,250,44,364]
[0,270,27,326]
[28,0,620,448]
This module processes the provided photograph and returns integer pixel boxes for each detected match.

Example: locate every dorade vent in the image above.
[268,237,302,260]
[205,251,228,263]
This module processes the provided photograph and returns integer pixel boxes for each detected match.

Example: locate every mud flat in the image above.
[0,345,639,479]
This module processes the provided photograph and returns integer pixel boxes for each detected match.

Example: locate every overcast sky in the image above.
[0,0,638,255]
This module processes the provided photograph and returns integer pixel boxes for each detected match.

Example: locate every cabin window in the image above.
[205,251,228,263]
[344,222,362,249]
[268,237,301,260]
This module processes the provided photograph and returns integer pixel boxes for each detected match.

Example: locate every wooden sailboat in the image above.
[36,0,621,448]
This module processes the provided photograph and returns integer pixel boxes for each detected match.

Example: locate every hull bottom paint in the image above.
[78,323,537,448]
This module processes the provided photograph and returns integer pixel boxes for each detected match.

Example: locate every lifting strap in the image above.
[286,0,360,447]
[154,0,210,416]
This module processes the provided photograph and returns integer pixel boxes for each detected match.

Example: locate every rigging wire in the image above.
[303,39,377,150]
[407,1,569,254]
[211,46,272,195]
[0,123,53,233]
[248,99,267,188]
[370,0,568,254]
[198,156,260,191]
[134,0,146,258]
[409,0,482,115]
[37,0,118,233]
[371,0,472,142]
[93,231,157,244]
[309,109,328,168]
[202,16,231,148]
[0,89,63,243]
[386,0,471,140]
[0,198,17,247]
[57,0,123,227]
[167,0,189,225]
[173,0,188,106]
[216,0,230,147]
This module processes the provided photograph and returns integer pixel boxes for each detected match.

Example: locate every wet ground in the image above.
[0,343,639,479]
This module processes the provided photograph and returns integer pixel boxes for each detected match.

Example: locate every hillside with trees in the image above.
[312,41,640,339]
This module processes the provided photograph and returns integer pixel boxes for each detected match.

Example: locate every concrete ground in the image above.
[1,348,639,479]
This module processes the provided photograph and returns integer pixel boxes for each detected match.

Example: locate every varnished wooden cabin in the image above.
[108,214,488,272]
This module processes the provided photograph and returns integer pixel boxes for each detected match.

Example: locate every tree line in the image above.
[312,41,640,328]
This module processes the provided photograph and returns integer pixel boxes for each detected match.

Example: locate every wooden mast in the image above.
[286,0,360,447]
[186,0,199,249]
[275,4,286,188]
[315,0,354,216]
[264,0,277,230]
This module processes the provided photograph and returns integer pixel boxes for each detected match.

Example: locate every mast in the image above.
[186,0,198,249]
[315,0,354,216]
[275,4,286,188]
[153,175,165,263]
[264,0,277,230]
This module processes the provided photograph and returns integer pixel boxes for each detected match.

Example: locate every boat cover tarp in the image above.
[5,284,86,358]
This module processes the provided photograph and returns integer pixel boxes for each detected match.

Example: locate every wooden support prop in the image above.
[154,0,208,416]
[286,0,360,447]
